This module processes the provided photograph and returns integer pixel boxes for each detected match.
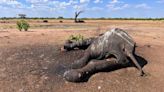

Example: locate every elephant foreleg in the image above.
[64,59,118,82]
[71,53,90,69]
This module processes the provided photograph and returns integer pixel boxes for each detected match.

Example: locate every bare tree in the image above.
[18,14,26,19]
[74,11,84,23]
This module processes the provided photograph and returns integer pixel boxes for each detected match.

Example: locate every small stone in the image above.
[40,54,44,58]
[98,86,101,90]
[43,67,48,70]
[65,81,69,84]
[44,76,48,80]
[0,67,6,72]
[42,75,49,80]
[36,84,40,88]
[45,60,50,63]
[18,88,24,92]
[100,80,103,83]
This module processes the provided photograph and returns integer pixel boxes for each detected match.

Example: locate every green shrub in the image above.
[68,34,84,42]
[22,21,30,31]
[17,20,30,31]
[17,21,23,31]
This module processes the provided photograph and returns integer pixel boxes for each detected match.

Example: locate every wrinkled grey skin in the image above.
[63,28,145,82]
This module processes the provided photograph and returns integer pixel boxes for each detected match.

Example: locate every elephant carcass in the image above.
[64,28,145,82]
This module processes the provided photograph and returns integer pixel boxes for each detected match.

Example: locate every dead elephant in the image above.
[63,28,145,82]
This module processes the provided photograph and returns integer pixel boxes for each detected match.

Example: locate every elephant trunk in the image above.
[128,52,145,76]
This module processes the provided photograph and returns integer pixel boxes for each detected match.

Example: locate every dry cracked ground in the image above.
[0,20,164,92]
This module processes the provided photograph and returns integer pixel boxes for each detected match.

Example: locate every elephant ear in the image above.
[114,28,135,47]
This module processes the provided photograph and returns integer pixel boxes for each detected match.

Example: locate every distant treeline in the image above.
[0,17,164,20]
[82,18,164,20]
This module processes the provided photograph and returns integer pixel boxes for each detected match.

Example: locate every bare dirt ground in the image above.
[0,20,164,92]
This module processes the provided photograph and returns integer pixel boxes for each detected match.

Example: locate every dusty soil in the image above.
[0,20,164,92]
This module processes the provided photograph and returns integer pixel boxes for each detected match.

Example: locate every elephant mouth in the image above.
[105,53,118,62]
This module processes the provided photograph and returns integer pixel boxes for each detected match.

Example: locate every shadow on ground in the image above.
[47,47,148,82]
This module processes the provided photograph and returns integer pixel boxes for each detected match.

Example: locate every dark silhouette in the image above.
[43,20,48,23]
[59,20,63,23]
[74,11,85,23]
[18,14,26,19]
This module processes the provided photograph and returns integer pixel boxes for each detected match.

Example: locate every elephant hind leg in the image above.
[79,59,118,74]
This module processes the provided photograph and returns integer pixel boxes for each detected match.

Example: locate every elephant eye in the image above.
[68,40,73,43]
[122,44,126,52]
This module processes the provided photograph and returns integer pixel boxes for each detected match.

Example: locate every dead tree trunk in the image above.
[74,11,84,23]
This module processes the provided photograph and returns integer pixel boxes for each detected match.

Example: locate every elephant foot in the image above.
[63,69,84,82]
